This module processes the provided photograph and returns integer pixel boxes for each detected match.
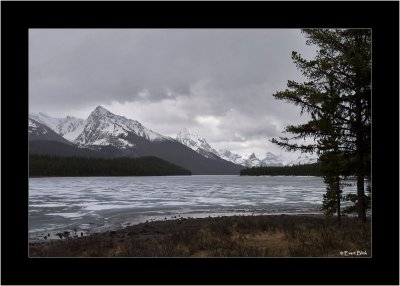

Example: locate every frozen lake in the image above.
[29,175,356,240]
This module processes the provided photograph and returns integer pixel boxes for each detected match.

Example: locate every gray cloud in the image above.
[29,29,317,161]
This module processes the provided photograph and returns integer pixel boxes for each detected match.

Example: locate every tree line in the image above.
[29,154,191,177]
[240,163,322,176]
[271,29,371,223]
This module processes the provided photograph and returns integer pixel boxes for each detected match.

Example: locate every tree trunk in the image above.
[353,33,368,223]
[336,176,341,226]
[356,157,366,222]
[355,95,366,222]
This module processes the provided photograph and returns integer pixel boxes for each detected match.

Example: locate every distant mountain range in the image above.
[29,112,86,142]
[175,129,288,167]
[29,106,242,175]
[174,130,317,167]
[218,151,317,168]
[218,150,284,168]
[28,106,317,174]
[287,154,318,166]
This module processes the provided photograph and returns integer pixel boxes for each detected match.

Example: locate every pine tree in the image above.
[271,29,371,222]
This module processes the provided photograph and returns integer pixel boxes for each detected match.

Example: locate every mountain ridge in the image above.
[29,106,242,175]
[29,112,86,142]
[175,128,222,161]
[75,105,169,148]
[29,106,316,172]
[29,118,74,146]
[219,149,285,167]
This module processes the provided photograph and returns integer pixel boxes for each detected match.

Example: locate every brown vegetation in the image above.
[29,215,370,257]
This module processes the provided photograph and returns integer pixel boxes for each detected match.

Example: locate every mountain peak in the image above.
[38,112,52,118]
[93,105,111,115]
[177,128,192,136]
[76,105,168,146]
[261,152,283,167]
[288,153,318,166]
[88,106,114,120]
[249,153,257,159]
[176,128,220,159]
[220,150,284,167]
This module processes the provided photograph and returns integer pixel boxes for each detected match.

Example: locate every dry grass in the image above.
[29,215,371,257]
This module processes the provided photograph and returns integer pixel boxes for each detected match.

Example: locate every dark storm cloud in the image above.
[29,29,317,160]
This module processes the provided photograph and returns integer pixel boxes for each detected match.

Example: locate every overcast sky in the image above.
[29,29,317,163]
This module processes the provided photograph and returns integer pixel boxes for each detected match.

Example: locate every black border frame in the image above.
[2,1,399,285]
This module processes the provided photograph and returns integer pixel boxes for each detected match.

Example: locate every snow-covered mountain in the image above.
[29,112,86,141]
[29,117,51,136]
[175,129,221,160]
[28,106,243,175]
[219,149,284,167]
[218,149,247,166]
[260,152,284,167]
[287,154,318,166]
[242,153,261,168]
[29,118,73,145]
[174,133,284,168]
[29,107,313,170]
[75,106,170,148]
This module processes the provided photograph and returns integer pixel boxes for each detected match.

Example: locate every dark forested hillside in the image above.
[29,154,191,177]
[240,163,322,176]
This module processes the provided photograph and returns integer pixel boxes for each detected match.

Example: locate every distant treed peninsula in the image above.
[29,154,191,177]
[240,162,322,176]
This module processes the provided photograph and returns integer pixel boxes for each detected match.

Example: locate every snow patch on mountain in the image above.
[242,153,261,168]
[218,150,260,167]
[218,149,246,165]
[29,117,74,145]
[29,118,49,135]
[175,128,221,160]
[219,149,284,167]
[219,149,316,167]
[260,152,284,167]
[75,106,169,148]
[29,119,38,129]
[29,112,86,141]
[287,153,318,166]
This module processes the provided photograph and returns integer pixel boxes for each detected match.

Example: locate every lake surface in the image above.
[29,175,356,240]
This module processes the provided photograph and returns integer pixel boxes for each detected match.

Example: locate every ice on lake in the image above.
[29,175,357,240]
